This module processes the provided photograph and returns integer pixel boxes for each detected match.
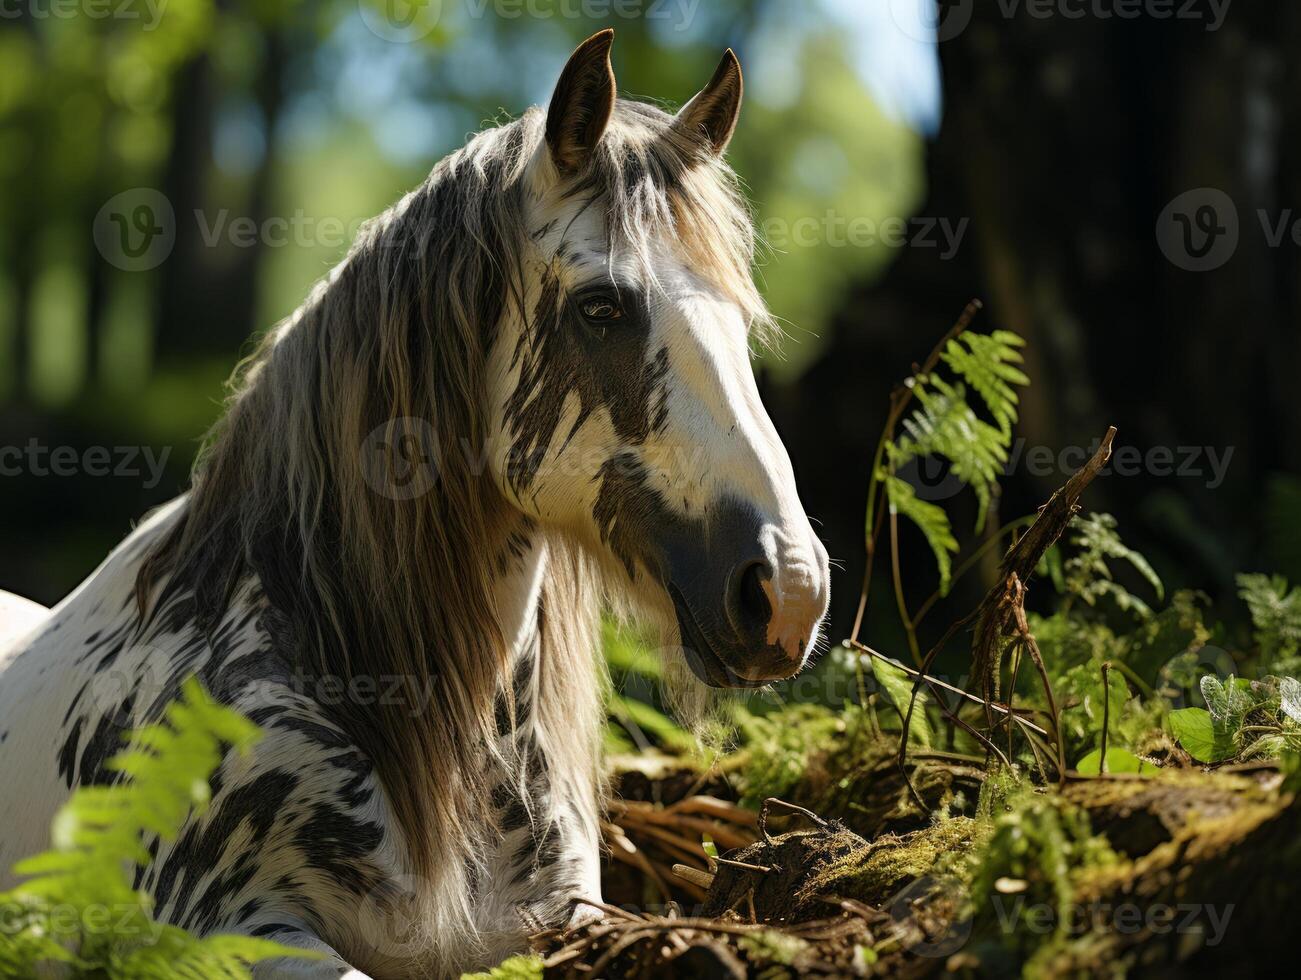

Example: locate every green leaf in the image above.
[888,377,1011,532]
[1281,677,1301,725]
[1075,747,1150,775]
[1169,707,1235,763]
[1063,513,1163,617]
[939,329,1029,437]
[1038,544,1066,593]
[702,835,719,862]
[607,694,694,754]
[1238,573,1301,672]
[871,657,932,748]
[0,680,313,978]
[461,954,545,980]
[885,475,958,595]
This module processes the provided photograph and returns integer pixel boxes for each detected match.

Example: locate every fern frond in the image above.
[889,377,1010,531]
[0,678,314,978]
[1237,573,1301,672]
[885,475,959,595]
[1061,513,1163,617]
[940,329,1029,437]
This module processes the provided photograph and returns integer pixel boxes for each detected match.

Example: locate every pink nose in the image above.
[729,558,826,678]
[760,571,825,666]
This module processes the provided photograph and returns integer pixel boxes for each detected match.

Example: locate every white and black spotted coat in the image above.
[0,499,601,978]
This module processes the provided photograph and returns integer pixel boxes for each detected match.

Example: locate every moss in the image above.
[813,815,986,904]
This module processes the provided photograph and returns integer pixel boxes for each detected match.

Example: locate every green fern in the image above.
[939,329,1029,437]
[1061,513,1163,617]
[1237,573,1301,673]
[877,327,1027,596]
[888,377,1011,533]
[884,475,960,595]
[0,678,314,979]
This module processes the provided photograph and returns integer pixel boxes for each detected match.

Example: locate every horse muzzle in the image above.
[662,497,830,689]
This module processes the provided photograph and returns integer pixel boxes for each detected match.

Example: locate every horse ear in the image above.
[545,29,617,174]
[676,49,743,155]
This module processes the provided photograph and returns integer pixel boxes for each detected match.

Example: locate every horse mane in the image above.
[134,98,769,916]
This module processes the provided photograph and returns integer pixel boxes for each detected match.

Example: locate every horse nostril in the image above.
[733,560,773,636]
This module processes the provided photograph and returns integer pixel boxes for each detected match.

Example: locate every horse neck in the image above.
[492,519,547,681]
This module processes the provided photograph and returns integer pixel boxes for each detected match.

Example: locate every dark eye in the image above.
[579,295,623,322]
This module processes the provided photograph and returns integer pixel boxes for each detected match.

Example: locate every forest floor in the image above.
[528,750,1296,978]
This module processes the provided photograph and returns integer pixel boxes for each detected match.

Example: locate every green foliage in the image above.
[1074,747,1150,775]
[1054,663,1132,759]
[601,619,694,755]
[879,326,1027,595]
[883,475,959,595]
[869,656,932,749]
[737,929,811,966]
[735,702,880,811]
[1168,707,1234,764]
[939,330,1030,437]
[1168,674,1301,763]
[0,679,312,979]
[1060,513,1164,618]
[1237,573,1301,674]
[460,954,545,980]
[969,790,1118,958]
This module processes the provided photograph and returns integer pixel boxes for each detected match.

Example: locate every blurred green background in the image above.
[2,0,1299,656]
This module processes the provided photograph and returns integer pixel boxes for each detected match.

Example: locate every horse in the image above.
[0,29,830,978]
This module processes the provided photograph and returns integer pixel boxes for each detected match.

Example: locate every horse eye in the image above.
[580,296,623,322]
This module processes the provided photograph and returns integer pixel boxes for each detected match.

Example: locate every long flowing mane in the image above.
[134,98,769,895]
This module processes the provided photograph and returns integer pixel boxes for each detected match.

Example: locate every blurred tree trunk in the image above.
[770,1,1301,645]
[154,30,287,363]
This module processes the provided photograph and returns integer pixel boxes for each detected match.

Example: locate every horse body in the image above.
[1,500,597,977]
[0,31,830,978]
